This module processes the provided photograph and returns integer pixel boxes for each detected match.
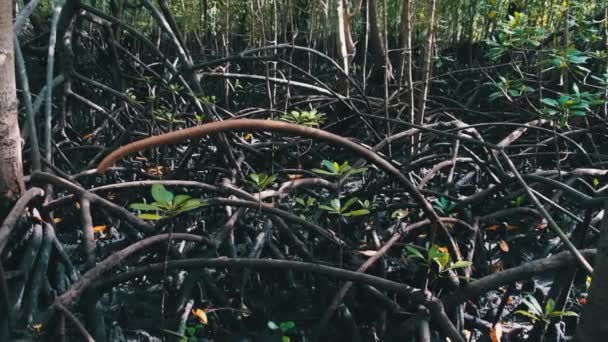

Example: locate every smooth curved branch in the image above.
[96,119,457,259]
[0,187,45,255]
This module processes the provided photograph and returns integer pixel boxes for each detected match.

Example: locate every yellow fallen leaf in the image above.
[31,208,44,223]
[490,322,502,342]
[53,217,63,224]
[191,308,208,325]
[244,133,253,142]
[358,250,377,257]
[147,166,165,175]
[499,240,510,252]
[29,323,43,333]
[438,246,449,253]
[82,133,96,140]
[93,225,108,233]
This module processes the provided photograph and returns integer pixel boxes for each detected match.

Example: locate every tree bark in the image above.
[367,0,393,82]
[399,0,415,156]
[414,0,437,153]
[0,0,25,215]
[575,202,608,342]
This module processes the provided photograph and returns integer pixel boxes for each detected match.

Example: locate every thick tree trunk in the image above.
[367,0,393,82]
[413,0,437,153]
[0,0,25,214]
[399,0,415,156]
[575,202,608,341]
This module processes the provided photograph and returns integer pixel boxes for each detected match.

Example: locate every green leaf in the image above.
[428,245,450,271]
[514,310,539,322]
[593,178,599,188]
[267,321,279,330]
[175,199,207,213]
[343,209,370,217]
[545,298,555,315]
[522,296,544,317]
[341,197,359,212]
[173,194,192,207]
[322,160,337,173]
[450,260,473,269]
[282,336,291,342]
[151,184,174,205]
[542,98,559,107]
[311,168,336,176]
[330,198,341,211]
[548,311,579,318]
[404,245,425,259]
[138,213,166,220]
[185,327,196,336]
[280,321,295,332]
[249,173,260,184]
[129,203,162,211]
[319,205,338,213]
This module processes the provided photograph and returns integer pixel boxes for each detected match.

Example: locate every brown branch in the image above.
[57,233,211,308]
[30,171,155,235]
[96,119,457,259]
[0,187,45,254]
[445,249,597,308]
[91,257,464,342]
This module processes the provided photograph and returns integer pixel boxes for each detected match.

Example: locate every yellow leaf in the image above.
[486,224,500,232]
[288,173,304,180]
[31,208,44,223]
[53,217,63,224]
[191,308,208,325]
[488,10,497,18]
[29,323,43,333]
[358,250,377,257]
[594,178,600,188]
[490,322,503,342]
[147,166,165,175]
[244,133,253,142]
[499,240,510,252]
[82,133,96,140]
[437,246,449,253]
[93,225,108,233]
[586,276,592,290]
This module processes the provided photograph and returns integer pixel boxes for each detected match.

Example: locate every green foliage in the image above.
[487,12,545,60]
[541,83,602,126]
[486,76,534,102]
[162,323,205,342]
[432,197,457,216]
[403,244,471,274]
[515,296,578,324]
[312,160,367,182]
[318,197,370,218]
[268,320,296,342]
[248,173,277,192]
[279,108,326,126]
[129,184,207,220]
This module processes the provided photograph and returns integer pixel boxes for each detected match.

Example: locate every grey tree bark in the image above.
[0,0,25,215]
